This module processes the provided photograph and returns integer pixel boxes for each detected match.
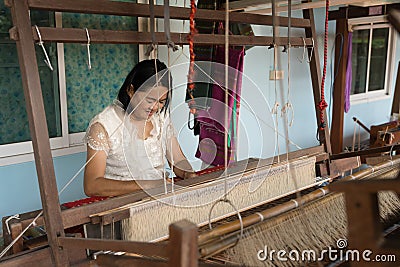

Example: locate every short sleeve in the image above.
[163,114,177,141]
[84,122,111,155]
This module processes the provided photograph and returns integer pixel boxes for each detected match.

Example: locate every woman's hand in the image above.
[183,171,197,179]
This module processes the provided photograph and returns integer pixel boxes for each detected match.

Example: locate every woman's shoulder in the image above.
[88,103,123,132]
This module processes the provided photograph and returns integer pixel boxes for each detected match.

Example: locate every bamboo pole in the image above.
[198,157,400,255]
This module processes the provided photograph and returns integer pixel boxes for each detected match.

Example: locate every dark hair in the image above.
[118,59,172,112]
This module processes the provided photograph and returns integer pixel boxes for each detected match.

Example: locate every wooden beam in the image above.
[344,191,383,266]
[242,0,369,14]
[9,26,315,47]
[1,217,23,255]
[96,254,168,267]
[319,156,360,177]
[330,143,400,160]
[0,247,53,267]
[0,244,86,267]
[58,237,169,258]
[330,179,400,193]
[95,254,231,267]
[8,0,69,266]
[303,3,332,155]
[168,220,198,267]
[391,61,400,116]
[388,8,400,33]
[22,0,310,28]
[8,147,325,232]
[328,5,400,20]
[331,18,349,154]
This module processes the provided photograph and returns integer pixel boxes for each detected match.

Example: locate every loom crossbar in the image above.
[5,0,312,28]
[2,0,332,265]
[198,158,400,256]
[9,26,315,47]
[58,237,169,258]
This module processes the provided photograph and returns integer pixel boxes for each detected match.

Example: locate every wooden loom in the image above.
[1,0,396,266]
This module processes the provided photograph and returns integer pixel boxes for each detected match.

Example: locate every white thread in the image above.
[34,25,53,71]
[291,199,299,208]
[297,37,306,63]
[255,212,264,222]
[369,166,375,172]
[307,38,314,63]
[85,28,91,70]
[0,211,43,259]
[5,214,20,235]
[179,52,302,150]
[319,188,327,195]
[352,119,358,152]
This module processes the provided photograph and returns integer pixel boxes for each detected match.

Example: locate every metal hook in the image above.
[145,43,156,58]
[389,143,397,161]
[307,38,314,63]
[208,199,244,246]
[5,214,20,235]
[34,25,53,71]
[297,37,306,63]
[167,40,179,52]
[85,28,92,70]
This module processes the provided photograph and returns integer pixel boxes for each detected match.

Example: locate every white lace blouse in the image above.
[84,100,176,181]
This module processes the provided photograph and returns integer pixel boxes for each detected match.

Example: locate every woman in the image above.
[84,59,195,197]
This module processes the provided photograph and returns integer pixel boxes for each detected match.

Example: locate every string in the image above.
[145,0,157,57]
[223,0,229,201]
[317,0,330,131]
[186,0,197,114]
[179,51,303,150]
[34,25,53,71]
[164,0,178,51]
[271,0,280,163]
[0,65,172,258]
[85,28,91,70]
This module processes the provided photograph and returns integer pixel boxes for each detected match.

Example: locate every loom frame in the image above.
[330,176,400,267]
[0,0,363,265]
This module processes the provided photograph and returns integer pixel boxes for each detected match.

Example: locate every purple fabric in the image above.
[344,32,353,113]
[195,46,245,166]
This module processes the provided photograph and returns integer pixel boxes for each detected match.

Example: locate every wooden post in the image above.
[331,18,349,154]
[302,2,332,155]
[7,0,69,266]
[168,220,198,267]
[391,61,400,117]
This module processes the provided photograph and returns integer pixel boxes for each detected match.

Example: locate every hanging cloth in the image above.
[195,46,245,166]
[344,32,353,113]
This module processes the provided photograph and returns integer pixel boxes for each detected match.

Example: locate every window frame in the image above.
[0,12,69,162]
[348,15,396,104]
[0,11,143,166]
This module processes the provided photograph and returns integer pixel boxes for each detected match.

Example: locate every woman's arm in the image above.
[166,136,197,179]
[84,147,165,197]
[84,122,165,197]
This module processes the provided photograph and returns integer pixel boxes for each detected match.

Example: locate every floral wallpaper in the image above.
[63,13,138,133]
[0,4,60,145]
[0,1,138,144]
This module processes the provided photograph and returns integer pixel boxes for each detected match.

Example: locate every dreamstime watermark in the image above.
[257,239,397,263]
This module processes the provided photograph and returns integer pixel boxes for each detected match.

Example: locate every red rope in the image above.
[318,0,329,130]
[62,196,108,209]
[187,0,197,114]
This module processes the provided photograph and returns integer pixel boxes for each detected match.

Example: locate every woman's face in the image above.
[128,85,168,121]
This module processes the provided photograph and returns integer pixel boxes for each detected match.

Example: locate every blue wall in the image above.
[1,8,399,234]
[0,153,86,231]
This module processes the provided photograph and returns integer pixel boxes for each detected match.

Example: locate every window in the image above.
[0,4,61,156]
[0,3,138,161]
[349,16,396,102]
